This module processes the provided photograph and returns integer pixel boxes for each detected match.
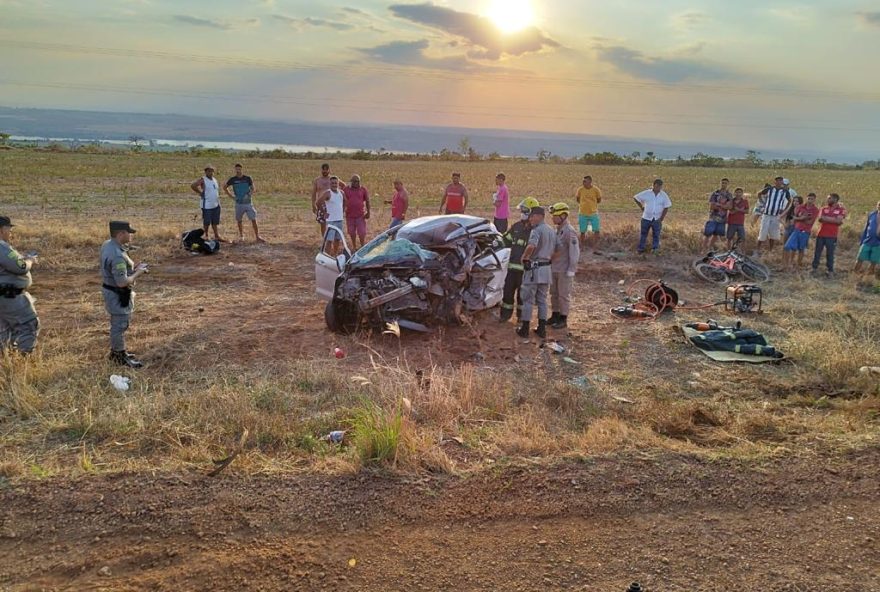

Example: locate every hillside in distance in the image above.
[0,105,865,163]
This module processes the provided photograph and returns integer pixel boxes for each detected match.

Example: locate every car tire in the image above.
[325,299,359,334]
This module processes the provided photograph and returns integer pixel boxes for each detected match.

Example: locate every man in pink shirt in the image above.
[493,173,510,233]
[385,179,409,228]
[343,175,370,249]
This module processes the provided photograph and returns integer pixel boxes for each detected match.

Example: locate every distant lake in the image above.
[10,136,363,154]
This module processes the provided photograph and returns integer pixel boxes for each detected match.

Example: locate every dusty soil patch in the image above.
[1,448,878,591]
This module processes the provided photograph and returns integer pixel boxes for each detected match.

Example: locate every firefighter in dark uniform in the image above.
[499,197,540,323]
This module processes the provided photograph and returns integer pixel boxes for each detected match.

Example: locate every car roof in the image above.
[395,215,496,246]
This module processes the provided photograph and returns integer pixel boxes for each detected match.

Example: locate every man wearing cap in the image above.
[633,179,672,255]
[190,165,224,243]
[499,197,539,323]
[0,216,39,355]
[101,221,149,368]
[755,176,792,257]
[517,206,555,339]
[548,202,579,330]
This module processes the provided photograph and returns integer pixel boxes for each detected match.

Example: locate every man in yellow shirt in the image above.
[575,175,603,249]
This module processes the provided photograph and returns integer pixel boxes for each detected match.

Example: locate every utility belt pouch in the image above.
[103,284,132,308]
[0,285,23,298]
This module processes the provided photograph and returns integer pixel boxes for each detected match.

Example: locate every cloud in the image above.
[767,7,812,25]
[857,11,880,27]
[172,15,232,30]
[595,44,739,83]
[172,14,258,30]
[272,14,354,30]
[388,2,559,60]
[358,39,504,72]
[672,10,708,30]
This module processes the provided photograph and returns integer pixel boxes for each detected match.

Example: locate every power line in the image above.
[3,79,878,134]
[3,39,879,103]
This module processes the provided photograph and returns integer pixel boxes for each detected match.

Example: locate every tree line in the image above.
[2,132,878,171]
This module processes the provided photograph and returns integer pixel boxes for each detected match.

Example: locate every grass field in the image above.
[0,149,878,480]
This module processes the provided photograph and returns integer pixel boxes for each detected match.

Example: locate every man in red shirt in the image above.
[811,193,847,276]
[344,175,370,249]
[782,193,820,270]
[439,172,468,215]
[384,179,409,228]
[726,187,750,249]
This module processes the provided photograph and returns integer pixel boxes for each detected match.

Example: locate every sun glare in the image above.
[487,0,535,33]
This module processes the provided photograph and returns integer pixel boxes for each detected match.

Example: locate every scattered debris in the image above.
[441,435,465,446]
[569,376,592,390]
[350,375,371,385]
[383,321,401,337]
[611,395,635,404]
[401,397,412,414]
[562,356,580,365]
[98,566,112,577]
[334,347,345,359]
[543,341,566,354]
[860,366,880,375]
[207,428,249,477]
[348,558,357,568]
[109,375,130,392]
[324,430,346,444]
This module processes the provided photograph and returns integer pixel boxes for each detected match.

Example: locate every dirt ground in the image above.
[2,159,878,591]
[2,448,878,591]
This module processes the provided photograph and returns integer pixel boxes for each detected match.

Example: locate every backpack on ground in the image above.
[181,229,220,255]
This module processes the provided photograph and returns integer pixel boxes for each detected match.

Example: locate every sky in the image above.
[1,0,879,157]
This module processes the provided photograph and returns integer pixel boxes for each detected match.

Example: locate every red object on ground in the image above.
[334,347,345,359]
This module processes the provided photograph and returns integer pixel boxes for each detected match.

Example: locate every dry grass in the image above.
[0,151,878,480]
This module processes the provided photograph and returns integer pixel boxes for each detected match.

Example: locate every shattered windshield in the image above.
[396,215,493,246]
[349,234,439,268]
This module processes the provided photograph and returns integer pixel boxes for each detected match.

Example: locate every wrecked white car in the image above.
[315,215,511,333]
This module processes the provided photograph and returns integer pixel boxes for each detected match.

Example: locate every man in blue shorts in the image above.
[190,165,225,242]
[701,178,731,251]
[854,200,880,278]
[782,193,819,271]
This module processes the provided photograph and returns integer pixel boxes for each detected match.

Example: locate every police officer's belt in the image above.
[102,284,129,294]
[0,285,24,298]
[103,283,132,307]
[531,261,551,267]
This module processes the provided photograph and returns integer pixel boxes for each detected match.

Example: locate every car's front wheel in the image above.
[325,299,359,334]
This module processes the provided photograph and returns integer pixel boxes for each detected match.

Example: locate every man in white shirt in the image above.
[190,165,224,242]
[318,176,346,256]
[633,179,672,254]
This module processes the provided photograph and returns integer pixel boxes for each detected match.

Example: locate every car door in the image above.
[315,229,351,300]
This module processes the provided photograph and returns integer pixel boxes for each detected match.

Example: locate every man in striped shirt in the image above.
[756,176,792,256]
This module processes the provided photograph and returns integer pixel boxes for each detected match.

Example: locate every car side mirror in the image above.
[335,253,348,271]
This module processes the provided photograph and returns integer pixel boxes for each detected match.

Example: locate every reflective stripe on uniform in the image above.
[508,262,524,271]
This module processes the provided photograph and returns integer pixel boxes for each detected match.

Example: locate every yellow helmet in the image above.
[517,197,540,214]
[549,202,570,217]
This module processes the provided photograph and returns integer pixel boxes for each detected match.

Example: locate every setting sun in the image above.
[487,0,535,33]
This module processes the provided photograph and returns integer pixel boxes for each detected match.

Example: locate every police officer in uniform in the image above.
[0,216,39,354]
[101,221,149,368]
[548,202,580,330]
[499,197,539,323]
[517,206,556,339]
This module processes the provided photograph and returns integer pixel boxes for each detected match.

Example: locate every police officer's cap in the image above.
[0,216,14,228]
[109,221,137,234]
[530,206,545,216]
